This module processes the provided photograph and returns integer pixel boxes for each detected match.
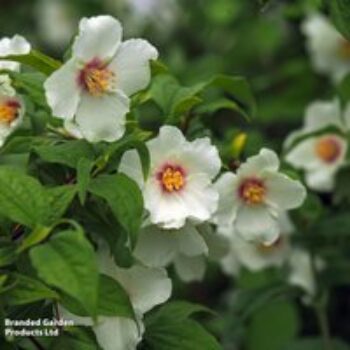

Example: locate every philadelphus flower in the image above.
[221,213,294,275]
[302,13,350,82]
[285,99,349,192]
[213,148,306,244]
[44,15,158,143]
[0,35,29,146]
[120,126,221,229]
[60,245,172,350]
[134,223,228,282]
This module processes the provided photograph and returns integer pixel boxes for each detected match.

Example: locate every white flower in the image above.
[0,95,24,147]
[285,99,349,192]
[221,213,294,275]
[120,126,221,229]
[302,13,350,83]
[37,0,77,49]
[0,35,31,72]
[134,223,228,282]
[60,245,172,350]
[213,148,306,244]
[287,249,324,299]
[44,15,158,143]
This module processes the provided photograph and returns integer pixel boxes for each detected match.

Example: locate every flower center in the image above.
[315,136,342,164]
[239,178,266,205]
[79,59,114,97]
[158,165,185,193]
[0,100,20,124]
[338,39,350,60]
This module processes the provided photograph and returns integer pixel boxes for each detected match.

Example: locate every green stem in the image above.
[314,303,333,350]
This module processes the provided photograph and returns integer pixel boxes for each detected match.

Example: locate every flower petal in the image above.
[94,316,142,350]
[134,226,178,267]
[174,254,206,282]
[212,172,238,229]
[73,15,122,62]
[75,91,129,142]
[0,35,31,56]
[181,137,221,179]
[305,167,336,192]
[109,39,158,96]
[178,224,208,257]
[44,58,81,120]
[119,149,144,189]
[265,172,306,210]
[235,205,280,244]
[0,61,20,71]
[239,148,279,177]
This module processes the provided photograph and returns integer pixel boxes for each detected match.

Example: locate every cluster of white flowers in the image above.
[0,14,320,350]
[302,12,350,83]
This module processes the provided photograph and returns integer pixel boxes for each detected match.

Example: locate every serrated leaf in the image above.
[88,174,143,248]
[30,230,99,317]
[2,274,58,305]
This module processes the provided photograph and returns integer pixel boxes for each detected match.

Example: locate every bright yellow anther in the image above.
[161,167,185,192]
[0,102,19,124]
[84,68,113,97]
[239,179,266,205]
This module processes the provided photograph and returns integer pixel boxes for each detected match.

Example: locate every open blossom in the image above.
[213,148,306,244]
[302,13,350,82]
[44,15,158,143]
[120,126,221,229]
[221,213,294,275]
[134,223,228,282]
[0,35,31,71]
[60,245,172,350]
[285,99,349,192]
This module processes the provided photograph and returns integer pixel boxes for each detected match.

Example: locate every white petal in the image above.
[75,92,129,142]
[235,205,280,244]
[239,148,279,177]
[0,61,20,71]
[58,305,93,326]
[147,125,187,168]
[94,316,142,350]
[119,149,144,189]
[134,226,178,267]
[114,266,172,314]
[109,39,158,96]
[178,224,208,257]
[285,138,322,170]
[181,137,221,179]
[305,167,336,192]
[265,172,306,210]
[304,99,342,131]
[44,58,81,120]
[212,172,238,229]
[0,35,31,56]
[64,120,83,139]
[73,15,122,62]
[174,254,206,282]
[288,249,316,296]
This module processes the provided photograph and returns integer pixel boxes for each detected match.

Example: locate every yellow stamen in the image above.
[161,167,185,192]
[84,68,113,97]
[315,136,341,163]
[240,179,266,205]
[0,103,19,124]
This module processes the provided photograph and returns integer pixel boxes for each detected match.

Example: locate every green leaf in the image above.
[61,274,134,319]
[284,337,349,350]
[2,49,61,75]
[44,185,77,224]
[88,174,144,248]
[30,230,99,317]
[17,226,52,253]
[1,136,51,155]
[34,140,96,169]
[77,158,93,205]
[2,274,58,305]
[144,301,221,350]
[247,301,299,350]
[0,167,47,227]
[0,240,16,267]
[330,0,350,41]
